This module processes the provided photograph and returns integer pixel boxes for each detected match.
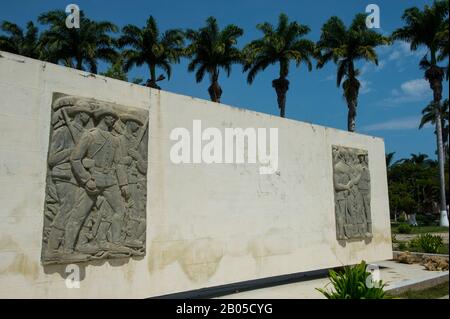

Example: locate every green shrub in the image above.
[398,242,407,250]
[397,215,406,223]
[409,237,420,250]
[391,234,398,243]
[416,214,437,227]
[398,223,412,234]
[316,261,387,299]
[415,233,444,253]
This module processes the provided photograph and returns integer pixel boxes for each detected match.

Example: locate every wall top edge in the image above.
[0,50,384,143]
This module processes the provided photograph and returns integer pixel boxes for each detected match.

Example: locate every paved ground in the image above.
[395,232,449,244]
[216,260,449,299]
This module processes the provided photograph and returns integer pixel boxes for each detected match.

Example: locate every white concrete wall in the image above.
[0,51,392,298]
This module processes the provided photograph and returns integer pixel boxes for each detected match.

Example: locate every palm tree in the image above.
[101,52,144,85]
[393,0,449,226]
[396,153,428,165]
[243,13,314,117]
[410,153,431,165]
[436,12,449,80]
[0,21,41,59]
[185,17,243,103]
[118,16,184,89]
[386,152,396,168]
[38,10,117,73]
[100,51,127,81]
[316,14,388,132]
[420,99,449,160]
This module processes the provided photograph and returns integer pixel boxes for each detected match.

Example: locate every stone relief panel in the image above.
[41,93,148,265]
[332,145,372,241]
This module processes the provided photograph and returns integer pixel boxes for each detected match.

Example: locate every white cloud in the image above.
[388,50,401,61]
[400,78,430,97]
[360,79,373,95]
[321,74,334,82]
[362,115,424,131]
[379,78,431,106]
[385,41,427,61]
[360,63,371,75]
[376,41,429,73]
[360,59,385,76]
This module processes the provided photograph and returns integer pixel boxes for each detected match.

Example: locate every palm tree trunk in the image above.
[272,77,289,118]
[208,70,222,102]
[346,63,358,132]
[347,101,357,132]
[76,58,83,70]
[147,64,160,89]
[427,59,448,226]
[435,105,449,226]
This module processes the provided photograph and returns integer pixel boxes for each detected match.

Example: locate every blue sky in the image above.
[1,0,448,161]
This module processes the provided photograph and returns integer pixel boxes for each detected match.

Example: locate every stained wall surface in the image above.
[0,51,392,298]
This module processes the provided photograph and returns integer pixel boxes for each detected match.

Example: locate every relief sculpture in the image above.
[41,93,148,265]
[332,145,372,241]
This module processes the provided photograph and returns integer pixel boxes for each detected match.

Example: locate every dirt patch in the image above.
[395,251,449,271]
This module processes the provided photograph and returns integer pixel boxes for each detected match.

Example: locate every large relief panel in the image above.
[332,145,372,241]
[41,93,148,265]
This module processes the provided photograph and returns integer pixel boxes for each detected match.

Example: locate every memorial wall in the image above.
[0,51,392,298]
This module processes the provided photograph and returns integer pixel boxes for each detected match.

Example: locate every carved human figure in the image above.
[45,100,93,259]
[332,146,372,241]
[356,151,372,237]
[118,113,148,249]
[42,95,149,265]
[63,108,129,260]
[333,149,352,240]
[345,151,364,236]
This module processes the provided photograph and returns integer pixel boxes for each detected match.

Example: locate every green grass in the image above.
[389,282,449,299]
[438,244,449,255]
[391,225,449,234]
[393,242,448,254]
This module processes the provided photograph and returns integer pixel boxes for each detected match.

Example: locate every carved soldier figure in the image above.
[44,99,93,260]
[345,151,365,237]
[333,148,352,240]
[118,113,148,249]
[64,107,130,259]
[332,145,372,241]
[357,151,372,237]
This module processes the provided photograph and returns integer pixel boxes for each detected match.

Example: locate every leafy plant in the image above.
[398,242,407,250]
[316,261,387,299]
[316,14,388,131]
[415,233,444,253]
[38,10,118,73]
[398,223,412,234]
[186,16,243,102]
[242,13,314,117]
[409,237,420,250]
[416,213,438,227]
[118,16,185,89]
[393,0,449,226]
[391,234,398,243]
[0,21,42,59]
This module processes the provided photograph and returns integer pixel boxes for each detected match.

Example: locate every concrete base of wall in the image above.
[212,260,449,299]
